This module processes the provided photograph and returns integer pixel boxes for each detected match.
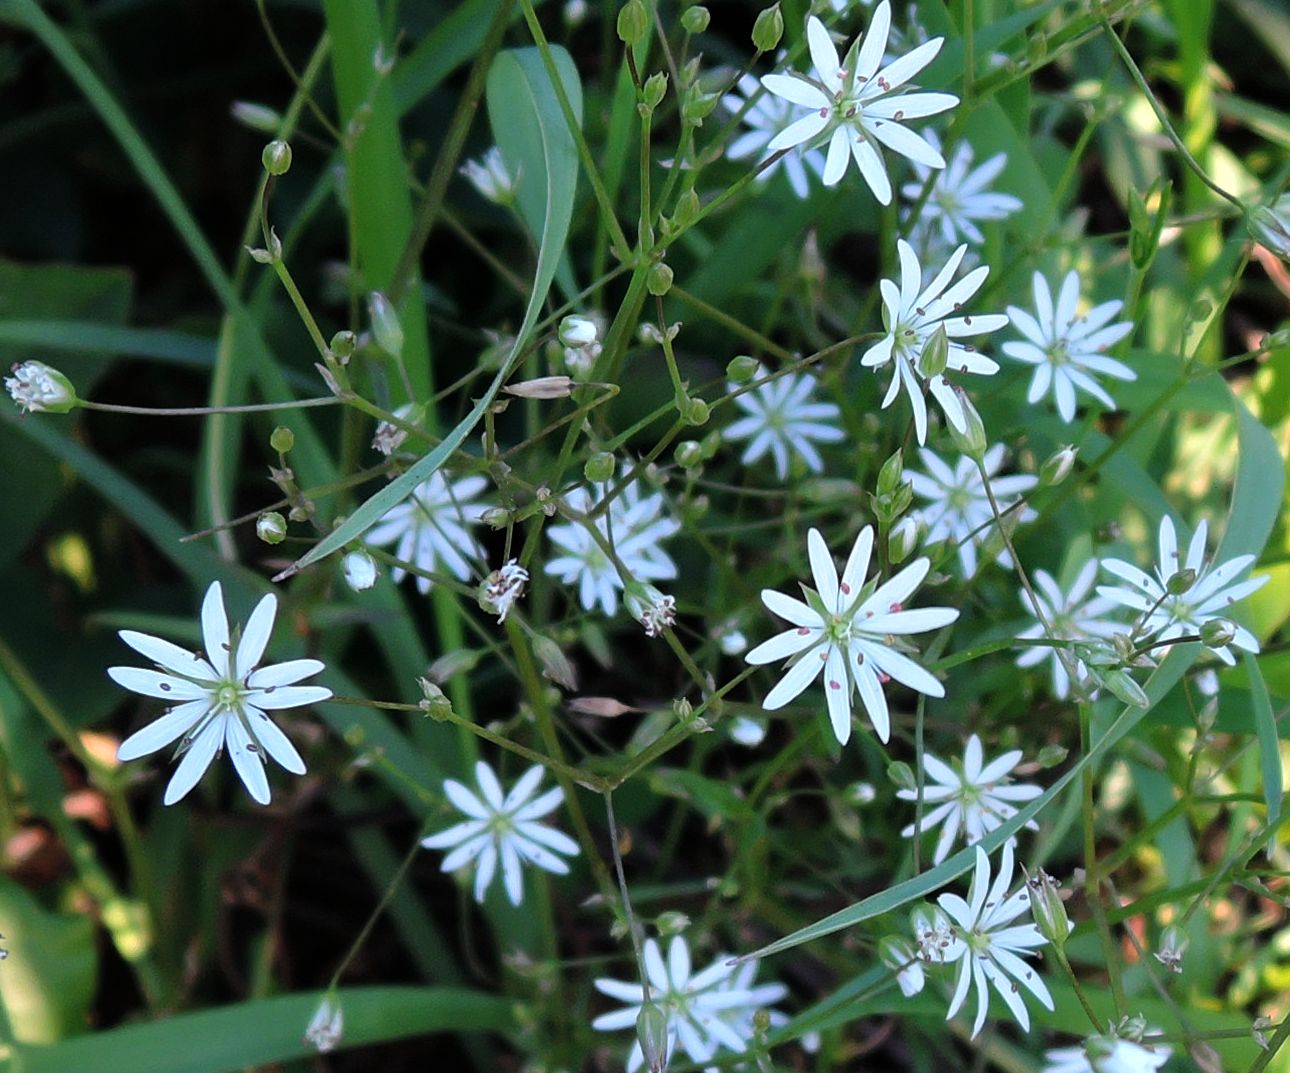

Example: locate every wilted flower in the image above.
[5,360,77,414]
[304,995,344,1054]
[459,146,520,203]
[481,559,529,623]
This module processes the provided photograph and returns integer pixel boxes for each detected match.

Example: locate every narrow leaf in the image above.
[1244,654,1283,825]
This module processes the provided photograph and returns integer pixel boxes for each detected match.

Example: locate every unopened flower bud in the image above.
[304,995,344,1053]
[751,2,784,52]
[845,781,876,805]
[1154,925,1188,973]
[270,425,295,453]
[671,189,700,229]
[1026,868,1073,948]
[5,360,78,414]
[342,549,378,591]
[681,86,719,126]
[584,452,616,483]
[674,440,703,468]
[917,325,950,378]
[636,1001,670,1073]
[1040,444,1078,486]
[558,314,600,350]
[231,101,281,134]
[330,330,357,363]
[533,634,578,690]
[1249,194,1290,261]
[946,386,987,459]
[641,72,668,112]
[1165,567,1197,596]
[681,5,709,33]
[656,910,691,935]
[617,0,648,45]
[1102,668,1150,710]
[1199,618,1236,648]
[879,936,925,997]
[726,355,759,383]
[261,139,293,176]
[256,512,288,544]
[682,396,709,426]
[503,375,576,399]
[1037,744,1068,767]
[368,292,404,359]
[886,759,916,792]
[877,448,904,495]
[647,261,674,296]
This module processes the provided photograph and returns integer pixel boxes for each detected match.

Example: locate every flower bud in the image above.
[642,72,670,113]
[342,549,378,591]
[845,781,876,805]
[681,86,719,126]
[1026,868,1073,948]
[270,425,295,453]
[1037,744,1068,767]
[728,715,766,746]
[656,910,691,935]
[533,634,578,690]
[231,101,281,134]
[1102,668,1150,710]
[751,2,784,51]
[584,452,616,483]
[876,448,904,496]
[726,355,759,383]
[559,314,600,350]
[330,330,357,363]
[879,936,925,997]
[646,261,674,296]
[5,360,78,414]
[636,1001,670,1073]
[1253,1015,1272,1050]
[674,440,703,468]
[617,0,648,45]
[671,189,700,230]
[1249,193,1290,261]
[304,995,344,1053]
[261,139,293,176]
[256,512,288,544]
[946,386,987,459]
[503,375,576,399]
[1165,567,1197,596]
[917,325,949,378]
[682,396,709,426]
[1153,925,1188,973]
[1040,444,1078,486]
[1199,618,1236,649]
[886,759,916,792]
[681,5,709,33]
[368,291,404,359]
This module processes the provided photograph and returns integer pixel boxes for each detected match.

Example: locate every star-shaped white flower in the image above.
[544,479,680,616]
[1016,561,1123,699]
[592,935,784,1073]
[760,5,957,202]
[898,734,1042,865]
[1044,1033,1172,1073]
[745,526,958,745]
[1002,270,1136,422]
[1097,515,1268,665]
[722,73,828,198]
[902,132,1022,249]
[420,761,578,906]
[860,240,1009,444]
[109,581,329,805]
[365,471,489,595]
[937,842,1055,1038]
[907,444,1037,578]
[725,368,845,479]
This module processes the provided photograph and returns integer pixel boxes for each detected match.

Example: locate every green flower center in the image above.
[215,682,244,711]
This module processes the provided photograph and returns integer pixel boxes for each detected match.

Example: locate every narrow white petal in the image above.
[163,719,224,805]
[108,667,208,701]
[201,582,232,678]
[226,716,271,805]
[235,594,278,680]
[246,659,326,688]
[118,630,217,680]
[117,700,210,761]
[762,648,827,709]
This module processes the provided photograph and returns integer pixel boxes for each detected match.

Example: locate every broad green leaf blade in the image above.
[1244,654,1283,826]
[19,987,514,1073]
[276,46,581,580]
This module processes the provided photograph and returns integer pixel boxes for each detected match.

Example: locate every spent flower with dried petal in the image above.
[6,360,77,414]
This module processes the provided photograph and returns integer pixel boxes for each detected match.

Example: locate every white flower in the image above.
[860,240,1009,444]
[342,549,379,591]
[901,132,1022,248]
[880,936,925,996]
[907,444,1037,579]
[760,5,957,202]
[365,471,490,595]
[592,935,784,1073]
[1044,1034,1172,1073]
[544,479,680,616]
[1097,516,1268,665]
[1015,562,1123,699]
[936,842,1055,1038]
[109,581,329,805]
[897,734,1042,865]
[304,996,344,1054]
[482,559,529,623]
[722,73,827,198]
[912,903,958,965]
[725,368,845,479]
[745,526,958,745]
[1002,271,1136,422]
[728,715,768,747]
[560,311,605,378]
[5,360,76,414]
[420,761,578,906]
[459,146,520,203]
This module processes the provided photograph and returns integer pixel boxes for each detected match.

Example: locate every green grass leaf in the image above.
[1244,653,1283,826]
[276,45,581,581]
